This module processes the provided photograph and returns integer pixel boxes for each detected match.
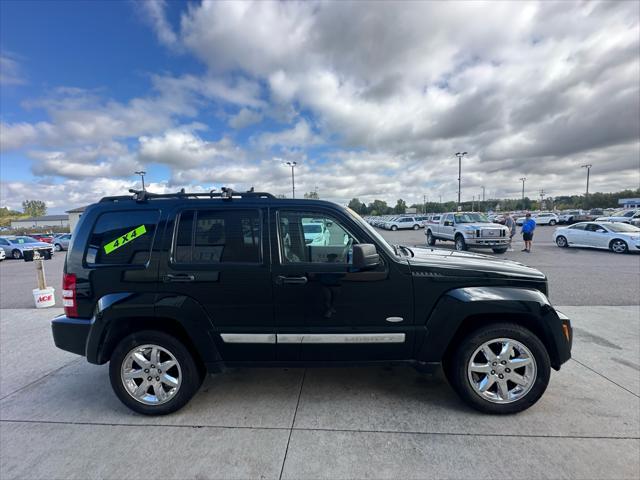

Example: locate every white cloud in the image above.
[256,119,322,149]
[137,0,179,49]
[229,108,263,129]
[0,53,26,85]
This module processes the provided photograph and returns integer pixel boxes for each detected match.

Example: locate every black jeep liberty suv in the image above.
[52,188,572,415]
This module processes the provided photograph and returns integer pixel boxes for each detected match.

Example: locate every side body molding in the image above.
[417,286,570,369]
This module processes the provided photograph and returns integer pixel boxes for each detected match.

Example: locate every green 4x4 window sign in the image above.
[103,225,147,255]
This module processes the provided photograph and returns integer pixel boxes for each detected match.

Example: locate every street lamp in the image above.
[134,171,146,191]
[519,177,526,206]
[284,161,297,198]
[581,164,592,208]
[455,152,468,206]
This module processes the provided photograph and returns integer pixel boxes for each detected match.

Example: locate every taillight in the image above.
[62,273,77,318]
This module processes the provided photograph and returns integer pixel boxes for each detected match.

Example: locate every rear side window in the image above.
[173,209,261,264]
[86,210,159,266]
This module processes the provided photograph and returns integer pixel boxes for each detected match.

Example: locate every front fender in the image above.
[417,286,571,369]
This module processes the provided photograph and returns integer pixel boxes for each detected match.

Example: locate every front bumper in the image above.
[51,315,91,357]
[464,238,510,247]
[553,310,573,367]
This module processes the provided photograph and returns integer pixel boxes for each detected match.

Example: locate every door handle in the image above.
[276,275,308,286]
[164,273,195,283]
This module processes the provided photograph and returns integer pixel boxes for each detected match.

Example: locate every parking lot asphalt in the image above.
[1,306,638,479]
[1,224,638,308]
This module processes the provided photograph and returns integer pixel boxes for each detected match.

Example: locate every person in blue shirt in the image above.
[521,213,536,252]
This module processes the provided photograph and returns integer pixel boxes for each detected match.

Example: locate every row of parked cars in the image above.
[0,233,71,260]
[367,215,429,230]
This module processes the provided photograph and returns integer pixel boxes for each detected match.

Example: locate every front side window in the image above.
[174,209,261,264]
[86,210,159,265]
[279,211,357,264]
[569,224,586,230]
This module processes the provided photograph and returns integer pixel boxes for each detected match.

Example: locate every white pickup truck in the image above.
[425,212,511,253]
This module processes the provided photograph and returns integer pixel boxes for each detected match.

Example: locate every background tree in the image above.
[303,191,319,199]
[393,199,407,214]
[22,200,47,217]
[367,199,390,216]
[347,198,366,214]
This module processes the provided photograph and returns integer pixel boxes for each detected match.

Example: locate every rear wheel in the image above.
[54,243,62,252]
[413,224,419,230]
[109,330,203,415]
[549,220,557,226]
[556,236,568,248]
[391,225,398,231]
[426,231,436,246]
[446,323,550,414]
[609,239,628,254]
[454,235,467,251]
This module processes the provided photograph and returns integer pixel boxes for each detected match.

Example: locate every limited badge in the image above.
[103,225,147,254]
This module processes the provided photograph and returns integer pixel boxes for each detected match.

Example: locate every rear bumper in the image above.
[51,315,91,357]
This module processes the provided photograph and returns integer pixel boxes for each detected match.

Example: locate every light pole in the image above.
[285,161,297,198]
[519,177,526,207]
[481,186,485,211]
[581,164,592,208]
[134,171,146,191]
[455,152,467,207]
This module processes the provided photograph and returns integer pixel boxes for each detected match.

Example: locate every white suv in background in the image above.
[385,216,423,230]
[516,212,559,226]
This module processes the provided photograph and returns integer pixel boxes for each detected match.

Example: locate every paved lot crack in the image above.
[0,358,82,402]
[570,358,640,399]
[278,368,307,480]
[2,418,638,441]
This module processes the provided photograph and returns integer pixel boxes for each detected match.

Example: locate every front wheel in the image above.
[556,236,568,248]
[610,239,628,254]
[446,323,551,414]
[549,220,557,226]
[391,225,398,231]
[413,224,419,230]
[11,249,21,259]
[109,330,203,415]
[454,235,467,251]
[426,231,436,246]
[54,243,62,252]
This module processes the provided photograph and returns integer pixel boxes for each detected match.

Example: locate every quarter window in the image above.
[173,209,261,264]
[279,212,357,264]
[85,210,159,265]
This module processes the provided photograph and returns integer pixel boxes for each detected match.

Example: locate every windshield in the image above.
[11,237,39,244]
[346,207,396,256]
[606,223,640,233]
[303,224,322,233]
[454,213,490,223]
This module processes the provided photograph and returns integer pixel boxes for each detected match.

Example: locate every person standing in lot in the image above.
[521,212,536,252]
[504,213,516,251]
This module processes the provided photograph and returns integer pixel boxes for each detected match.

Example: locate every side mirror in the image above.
[352,244,379,270]
[596,229,606,233]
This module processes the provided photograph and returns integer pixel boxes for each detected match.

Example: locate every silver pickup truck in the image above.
[425,212,510,253]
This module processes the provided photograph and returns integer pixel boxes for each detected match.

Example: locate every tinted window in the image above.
[173,209,260,264]
[86,210,159,265]
[585,223,602,232]
[569,224,586,230]
[279,211,357,264]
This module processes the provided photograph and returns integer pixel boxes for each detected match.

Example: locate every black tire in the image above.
[549,220,556,226]
[54,243,62,252]
[454,235,467,251]
[609,239,628,254]
[11,249,21,259]
[413,224,419,230]
[391,225,398,231]
[556,236,568,248]
[109,330,203,415]
[446,323,551,414]
[492,247,508,254]
[426,230,436,246]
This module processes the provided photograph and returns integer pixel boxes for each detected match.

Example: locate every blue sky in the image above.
[1,1,638,213]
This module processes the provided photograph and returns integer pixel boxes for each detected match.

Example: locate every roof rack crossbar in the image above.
[100,188,275,203]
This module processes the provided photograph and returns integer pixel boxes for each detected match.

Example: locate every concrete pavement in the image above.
[0,306,639,479]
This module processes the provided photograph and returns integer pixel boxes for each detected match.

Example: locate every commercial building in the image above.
[10,215,69,229]
[618,198,640,209]
[66,206,87,232]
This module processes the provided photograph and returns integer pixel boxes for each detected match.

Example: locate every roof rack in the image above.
[99,187,275,203]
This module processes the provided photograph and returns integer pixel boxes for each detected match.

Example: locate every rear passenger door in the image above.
[157,207,274,361]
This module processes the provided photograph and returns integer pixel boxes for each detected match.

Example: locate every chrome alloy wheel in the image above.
[121,344,182,405]
[467,338,536,404]
[610,240,628,254]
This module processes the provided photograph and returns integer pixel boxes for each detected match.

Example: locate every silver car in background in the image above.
[0,236,55,259]
[53,233,72,251]
[553,222,640,254]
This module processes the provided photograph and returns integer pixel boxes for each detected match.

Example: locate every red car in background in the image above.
[30,234,54,243]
